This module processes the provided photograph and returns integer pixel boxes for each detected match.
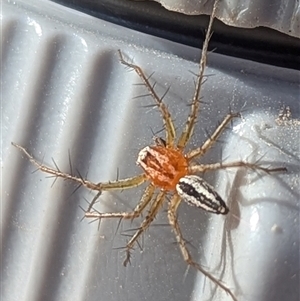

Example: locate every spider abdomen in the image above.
[176,175,229,214]
[137,146,188,191]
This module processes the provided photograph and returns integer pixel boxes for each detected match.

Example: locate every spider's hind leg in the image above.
[122,190,166,266]
[85,190,166,267]
[167,195,237,301]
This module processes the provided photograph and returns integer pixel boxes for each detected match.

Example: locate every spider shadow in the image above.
[209,161,299,301]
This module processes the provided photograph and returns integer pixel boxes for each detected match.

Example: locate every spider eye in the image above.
[176,175,229,215]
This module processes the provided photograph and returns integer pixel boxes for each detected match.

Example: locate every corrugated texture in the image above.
[156,0,300,37]
[1,1,299,301]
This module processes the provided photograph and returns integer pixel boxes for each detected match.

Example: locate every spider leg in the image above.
[186,112,240,160]
[85,184,155,219]
[12,142,147,192]
[177,0,218,150]
[167,194,237,301]
[123,190,166,266]
[189,161,287,174]
[118,50,176,147]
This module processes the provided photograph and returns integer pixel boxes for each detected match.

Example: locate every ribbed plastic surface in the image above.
[2,1,299,301]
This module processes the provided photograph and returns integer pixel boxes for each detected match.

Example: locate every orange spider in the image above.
[12,1,286,300]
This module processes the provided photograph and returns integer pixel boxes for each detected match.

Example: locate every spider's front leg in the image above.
[167,195,237,301]
[118,50,176,148]
[85,184,155,220]
[85,174,148,212]
[12,142,101,189]
[177,0,219,151]
[186,112,240,160]
[189,161,287,174]
[12,142,147,211]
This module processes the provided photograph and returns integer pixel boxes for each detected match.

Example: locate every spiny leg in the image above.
[12,142,147,192]
[177,0,219,150]
[123,190,166,266]
[189,161,287,174]
[85,184,155,220]
[85,175,148,212]
[186,112,240,160]
[167,194,237,301]
[118,50,176,147]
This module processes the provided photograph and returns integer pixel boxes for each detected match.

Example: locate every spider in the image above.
[12,1,286,300]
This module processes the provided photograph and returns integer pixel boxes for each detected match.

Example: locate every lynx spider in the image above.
[12,1,287,300]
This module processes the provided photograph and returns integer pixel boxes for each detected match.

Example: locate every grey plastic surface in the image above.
[2,1,300,301]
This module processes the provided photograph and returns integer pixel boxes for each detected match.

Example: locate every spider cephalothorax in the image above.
[137,145,188,190]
